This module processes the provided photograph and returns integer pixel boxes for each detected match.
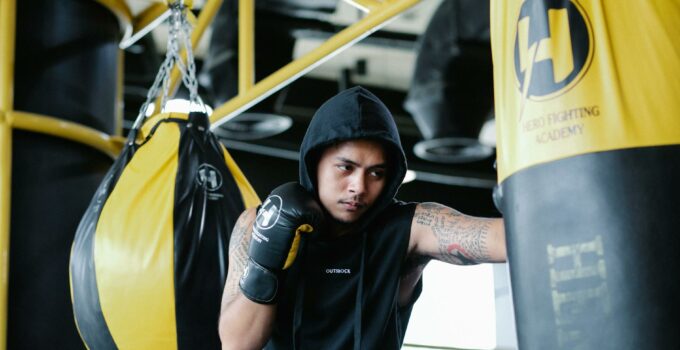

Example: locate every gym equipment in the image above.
[240,182,322,304]
[492,1,680,349]
[405,0,494,164]
[69,3,259,349]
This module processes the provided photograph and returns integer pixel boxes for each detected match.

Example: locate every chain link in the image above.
[130,3,205,135]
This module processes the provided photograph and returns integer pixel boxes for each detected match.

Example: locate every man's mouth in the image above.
[339,200,364,211]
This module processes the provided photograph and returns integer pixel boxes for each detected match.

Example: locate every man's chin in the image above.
[330,213,361,225]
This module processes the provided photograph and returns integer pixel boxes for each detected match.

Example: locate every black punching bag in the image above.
[404,0,493,141]
[404,0,494,163]
[11,0,120,348]
[492,1,680,349]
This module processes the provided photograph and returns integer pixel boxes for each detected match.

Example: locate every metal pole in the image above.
[11,112,124,159]
[0,0,17,348]
[210,0,423,128]
[238,0,254,93]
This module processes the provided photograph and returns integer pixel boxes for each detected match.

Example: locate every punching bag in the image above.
[404,0,493,141]
[70,4,260,349]
[404,0,495,163]
[492,1,680,349]
[70,112,259,349]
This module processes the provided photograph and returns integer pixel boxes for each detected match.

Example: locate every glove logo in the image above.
[255,195,282,231]
[513,0,594,102]
[196,164,223,191]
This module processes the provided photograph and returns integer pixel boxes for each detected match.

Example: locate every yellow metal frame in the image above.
[0,0,16,347]
[141,0,424,129]
[120,2,171,49]
[239,0,255,93]
[344,0,384,13]
[11,112,125,158]
[209,0,423,128]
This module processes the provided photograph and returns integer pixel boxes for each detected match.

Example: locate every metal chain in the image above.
[180,14,202,108]
[130,2,205,137]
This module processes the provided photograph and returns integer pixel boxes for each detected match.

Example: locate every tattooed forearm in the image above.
[415,202,494,265]
[222,210,254,305]
[229,211,251,254]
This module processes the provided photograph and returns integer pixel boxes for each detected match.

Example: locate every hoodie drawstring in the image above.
[292,239,307,350]
[353,231,367,350]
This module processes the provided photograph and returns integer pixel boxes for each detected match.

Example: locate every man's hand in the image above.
[240,182,324,304]
[219,183,324,349]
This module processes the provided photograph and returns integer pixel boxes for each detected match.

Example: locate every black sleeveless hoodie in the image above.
[264,87,422,350]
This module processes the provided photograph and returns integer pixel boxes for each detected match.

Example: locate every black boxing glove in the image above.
[239,182,323,304]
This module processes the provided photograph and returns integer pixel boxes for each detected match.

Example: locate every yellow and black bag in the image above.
[70,111,258,349]
[69,4,259,349]
[491,1,680,349]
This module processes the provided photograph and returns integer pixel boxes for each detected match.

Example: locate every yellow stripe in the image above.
[221,145,260,209]
[493,1,680,182]
[283,224,314,270]
[141,112,260,209]
[95,115,179,349]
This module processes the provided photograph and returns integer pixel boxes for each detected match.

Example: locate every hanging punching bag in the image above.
[69,4,260,349]
[404,0,494,164]
[492,1,680,349]
[70,111,259,349]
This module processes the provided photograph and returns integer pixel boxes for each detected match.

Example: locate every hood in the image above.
[299,86,407,230]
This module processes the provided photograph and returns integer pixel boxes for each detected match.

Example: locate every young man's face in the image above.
[316,139,388,224]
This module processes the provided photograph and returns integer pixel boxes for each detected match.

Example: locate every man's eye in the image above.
[336,165,351,171]
[369,170,385,178]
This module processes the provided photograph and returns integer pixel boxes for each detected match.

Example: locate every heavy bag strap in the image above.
[128,0,207,146]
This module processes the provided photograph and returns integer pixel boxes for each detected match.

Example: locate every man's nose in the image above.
[348,172,366,195]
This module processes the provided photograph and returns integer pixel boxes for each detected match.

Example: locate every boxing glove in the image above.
[239,182,323,304]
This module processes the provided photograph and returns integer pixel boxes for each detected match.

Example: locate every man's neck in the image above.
[326,220,360,239]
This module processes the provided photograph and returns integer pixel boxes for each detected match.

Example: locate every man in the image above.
[219,86,506,349]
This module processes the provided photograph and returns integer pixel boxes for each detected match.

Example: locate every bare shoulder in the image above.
[409,202,506,265]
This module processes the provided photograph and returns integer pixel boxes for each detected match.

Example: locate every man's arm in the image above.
[219,208,276,350]
[219,183,324,349]
[409,202,506,264]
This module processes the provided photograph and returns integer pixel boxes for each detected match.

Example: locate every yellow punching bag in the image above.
[69,4,260,349]
[492,1,680,349]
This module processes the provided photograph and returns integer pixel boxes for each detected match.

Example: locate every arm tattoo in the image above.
[416,202,493,265]
[222,211,253,305]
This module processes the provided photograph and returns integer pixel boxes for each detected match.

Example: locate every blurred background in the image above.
[6,0,516,348]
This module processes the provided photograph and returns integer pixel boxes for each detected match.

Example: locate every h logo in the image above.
[514,0,593,101]
[196,164,223,191]
[255,196,282,230]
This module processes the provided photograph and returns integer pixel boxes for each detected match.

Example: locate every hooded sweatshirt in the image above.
[264,86,422,350]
